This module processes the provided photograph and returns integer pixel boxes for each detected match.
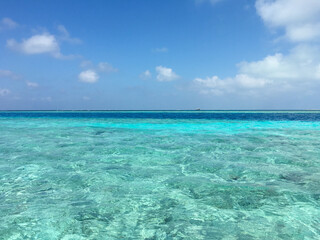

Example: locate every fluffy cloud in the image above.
[7,27,79,59]
[156,66,179,82]
[194,45,320,95]
[98,62,117,72]
[7,33,63,58]
[0,88,10,96]
[195,0,320,96]
[256,0,320,42]
[0,18,18,30]
[78,62,117,83]
[78,70,99,83]
[239,45,320,81]
[0,70,20,80]
[194,74,269,95]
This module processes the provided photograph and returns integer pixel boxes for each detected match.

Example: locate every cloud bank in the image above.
[256,0,320,42]
[194,0,320,97]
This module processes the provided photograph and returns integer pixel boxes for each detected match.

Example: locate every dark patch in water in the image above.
[95,130,105,135]
[280,172,306,185]
[3,111,320,121]
[166,176,279,210]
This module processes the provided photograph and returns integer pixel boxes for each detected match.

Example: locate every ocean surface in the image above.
[0,111,320,240]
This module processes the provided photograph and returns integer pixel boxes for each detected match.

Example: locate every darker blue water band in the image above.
[1,111,320,121]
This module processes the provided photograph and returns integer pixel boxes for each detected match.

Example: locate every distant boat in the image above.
[195,108,200,111]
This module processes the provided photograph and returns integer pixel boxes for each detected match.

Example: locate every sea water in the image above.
[0,111,319,239]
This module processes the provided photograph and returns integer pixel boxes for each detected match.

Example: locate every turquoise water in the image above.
[0,112,320,239]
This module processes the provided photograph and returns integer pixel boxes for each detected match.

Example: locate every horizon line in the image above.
[1,109,320,112]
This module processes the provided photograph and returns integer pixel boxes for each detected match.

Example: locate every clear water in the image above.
[0,111,320,239]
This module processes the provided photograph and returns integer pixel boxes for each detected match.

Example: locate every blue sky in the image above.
[1,0,320,110]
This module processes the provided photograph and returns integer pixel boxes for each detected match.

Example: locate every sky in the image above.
[1,0,320,110]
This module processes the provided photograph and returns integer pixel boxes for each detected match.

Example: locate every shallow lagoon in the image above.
[0,111,319,239]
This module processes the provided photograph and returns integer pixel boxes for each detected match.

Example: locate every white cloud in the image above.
[194,0,320,97]
[98,62,117,72]
[140,70,152,80]
[57,25,82,44]
[0,18,18,30]
[256,0,320,42]
[156,66,179,82]
[78,70,99,83]
[235,74,270,88]
[5,24,80,59]
[0,70,20,80]
[78,62,117,83]
[194,44,320,95]
[194,74,269,95]
[239,45,320,81]
[6,32,77,59]
[7,33,63,57]
[26,81,39,88]
[0,88,10,96]
[194,76,232,95]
